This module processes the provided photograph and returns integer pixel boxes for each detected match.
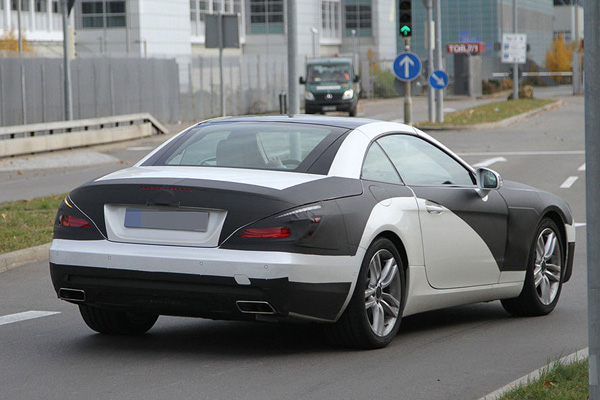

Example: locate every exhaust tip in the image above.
[236,300,276,315]
[59,288,86,302]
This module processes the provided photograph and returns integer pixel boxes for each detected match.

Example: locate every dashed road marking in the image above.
[0,311,60,327]
[127,146,155,151]
[560,176,579,189]
[473,157,507,168]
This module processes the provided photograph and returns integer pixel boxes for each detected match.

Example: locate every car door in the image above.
[377,134,508,289]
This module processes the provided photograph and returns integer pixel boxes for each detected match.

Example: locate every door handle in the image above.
[425,201,444,215]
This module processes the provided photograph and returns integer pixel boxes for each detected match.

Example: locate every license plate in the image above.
[124,208,209,232]
[322,106,337,111]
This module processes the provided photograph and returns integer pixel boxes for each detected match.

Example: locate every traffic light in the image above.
[399,0,412,37]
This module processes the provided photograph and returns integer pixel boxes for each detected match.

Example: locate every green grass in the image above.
[0,193,66,254]
[496,359,589,400]
[415,98,555,127]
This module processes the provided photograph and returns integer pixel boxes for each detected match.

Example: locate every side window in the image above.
[361,142,402,184]
[377,135,474,186]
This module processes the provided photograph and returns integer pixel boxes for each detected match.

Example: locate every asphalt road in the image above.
[0,85,587,400]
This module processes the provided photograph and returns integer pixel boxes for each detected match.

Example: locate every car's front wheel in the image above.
[327,237,405,349]
[79,304,158,335]
[501,218,564,316]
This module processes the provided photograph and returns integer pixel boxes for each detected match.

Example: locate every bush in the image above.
[482,79,503,95]
[373,70,399,98]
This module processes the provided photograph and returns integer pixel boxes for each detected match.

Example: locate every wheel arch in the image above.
[541,209,574,283]
[373,230,409,275]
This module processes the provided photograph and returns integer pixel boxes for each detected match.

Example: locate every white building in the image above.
[2,0,399,63]
[0,0,67,56]
[553,0,583,44]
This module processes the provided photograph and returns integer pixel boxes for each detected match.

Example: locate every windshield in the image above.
[307,63,352,84]
[149,122,345,172]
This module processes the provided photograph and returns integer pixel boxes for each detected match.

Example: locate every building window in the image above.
[81,1,126,29]
[191,0,243,37]
[52,1,60,13]
[249,0,284,34]
[321,0,341,41]
[345,0,371,37]
[35,0,48,12]
[11,0,30,11]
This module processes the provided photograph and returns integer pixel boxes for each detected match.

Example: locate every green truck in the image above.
[299,57,360,117]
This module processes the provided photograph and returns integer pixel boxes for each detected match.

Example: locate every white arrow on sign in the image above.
[431,72,445,86]
[399,55,415,78]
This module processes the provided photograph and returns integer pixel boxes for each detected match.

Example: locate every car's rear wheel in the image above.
[79,304,158,335]
[327,238,404,349]
[501,218,564,316]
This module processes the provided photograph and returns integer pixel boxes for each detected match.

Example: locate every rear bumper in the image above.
[49,239,361,322]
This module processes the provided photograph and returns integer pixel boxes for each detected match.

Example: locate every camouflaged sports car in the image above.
[50,116,575,348]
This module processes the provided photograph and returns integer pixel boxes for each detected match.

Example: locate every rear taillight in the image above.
[240,227,291,238]
[59,215,91,228]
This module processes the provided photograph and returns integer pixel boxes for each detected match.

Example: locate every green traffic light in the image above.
[401,25,411,36]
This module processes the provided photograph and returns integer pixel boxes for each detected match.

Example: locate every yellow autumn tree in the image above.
[545,34,572,82]
[0,29,31,54]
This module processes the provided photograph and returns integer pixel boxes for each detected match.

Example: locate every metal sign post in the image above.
[394,47,421,125]
[206,13,240,117]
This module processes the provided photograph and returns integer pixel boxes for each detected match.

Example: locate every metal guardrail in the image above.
[0,113,168,140]
[0,113,169,158]
[492,71,573,78]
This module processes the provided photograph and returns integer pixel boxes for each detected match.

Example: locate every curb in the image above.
[0,243,50,273]
[478,347,589,400]
[416,100,564,131]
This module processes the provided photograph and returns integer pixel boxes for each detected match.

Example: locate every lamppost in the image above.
[310,27,319,57]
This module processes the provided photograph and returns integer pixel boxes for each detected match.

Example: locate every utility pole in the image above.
[425,0,434,123]
[286,0,299,115]
[585,0,600,397]
[512,0,518,100]
[434,0,443,123]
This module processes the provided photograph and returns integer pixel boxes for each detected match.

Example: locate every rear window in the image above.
[147,121,347,173]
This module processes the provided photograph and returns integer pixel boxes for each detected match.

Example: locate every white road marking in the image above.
[460,150,584,156]
[127,146,155,151]
[390,118,405,123]
[578,163,586,171]
[560,176,579,188]
[575,223,587,228]
[0,311,60,327]
[472,157,507,168]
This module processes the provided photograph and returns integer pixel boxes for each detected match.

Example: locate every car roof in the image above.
[196,115,379,131]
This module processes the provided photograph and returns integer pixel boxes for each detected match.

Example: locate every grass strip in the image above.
[496,358,588,400]
[0,194,66,254]
[415,98,555,127]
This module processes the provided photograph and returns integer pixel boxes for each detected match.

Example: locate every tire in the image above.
[79,304,158,335]
[501,218,565,317]
[326,238,405,349]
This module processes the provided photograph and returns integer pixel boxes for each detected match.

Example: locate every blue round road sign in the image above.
[393,52,422,82]
[429,70,449,90]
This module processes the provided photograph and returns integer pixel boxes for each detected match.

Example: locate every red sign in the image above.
[446,42,487,54]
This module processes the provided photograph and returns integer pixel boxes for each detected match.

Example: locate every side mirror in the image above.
[299,76,306,85]
[476,168,503,190]
[354,74,360,83]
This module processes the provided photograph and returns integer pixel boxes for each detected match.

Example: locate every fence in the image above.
[0,58,180,127]
[178,53,288,122]
[0,53,397,128]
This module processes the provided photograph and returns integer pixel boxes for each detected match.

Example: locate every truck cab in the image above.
[299,57,360,117]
